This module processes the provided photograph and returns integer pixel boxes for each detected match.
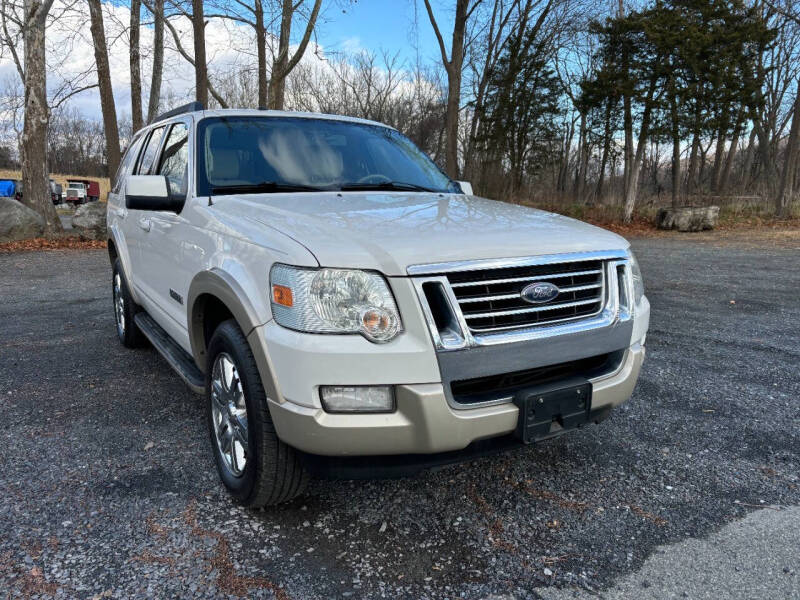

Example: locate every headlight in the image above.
[269,264,402,343]
[628,251,645,303]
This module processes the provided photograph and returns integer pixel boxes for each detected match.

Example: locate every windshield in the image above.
[196,116,459,196]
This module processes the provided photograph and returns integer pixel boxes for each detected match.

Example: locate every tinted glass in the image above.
[196,116,457,195]
[136,126,165,175]
[112,135,143,193]
[157,123,189,198]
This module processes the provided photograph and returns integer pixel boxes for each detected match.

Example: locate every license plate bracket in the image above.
[513,377,592,444]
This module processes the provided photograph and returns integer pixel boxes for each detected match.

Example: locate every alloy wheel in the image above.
[113,273,125,337]
[210,353,249,477]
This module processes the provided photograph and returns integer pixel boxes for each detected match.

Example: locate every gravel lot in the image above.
[1,236,798,599]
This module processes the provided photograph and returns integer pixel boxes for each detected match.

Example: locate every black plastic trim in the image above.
[299,405,614,480]
[134,312,204,393]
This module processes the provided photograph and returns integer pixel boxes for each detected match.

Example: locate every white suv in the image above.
[107,104,650,506]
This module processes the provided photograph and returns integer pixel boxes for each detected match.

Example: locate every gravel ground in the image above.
[0,237,798,599]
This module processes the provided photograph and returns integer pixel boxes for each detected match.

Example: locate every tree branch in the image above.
[422,0,451,68]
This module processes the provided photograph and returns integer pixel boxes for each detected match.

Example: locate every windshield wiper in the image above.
[211,181,327,195]
[338,181,439,193]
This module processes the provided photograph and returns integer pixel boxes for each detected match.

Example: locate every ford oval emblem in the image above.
[520,282,560,304]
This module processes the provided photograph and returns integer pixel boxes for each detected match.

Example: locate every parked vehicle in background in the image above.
[67,179,100,204]
[66,181,86,204]
[50,179,63,204]
[0,179,15,198]
[63,180,99,204]
[86,180,100,202]
[108,105,649,507]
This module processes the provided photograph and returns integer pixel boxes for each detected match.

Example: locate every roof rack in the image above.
[153,101,204,123]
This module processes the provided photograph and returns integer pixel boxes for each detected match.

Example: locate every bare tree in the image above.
[268,0,322,110]
[143,0,228,107]
[463,0,520,179]
[146,0,164,122]
[423,0,483,178]
[130,0,143,131]
[766,0,800,216]
[191,0,208,105]
[87,0,121,176]
[16,0,62,234]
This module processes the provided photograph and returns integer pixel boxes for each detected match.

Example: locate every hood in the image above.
[217,192,629,275]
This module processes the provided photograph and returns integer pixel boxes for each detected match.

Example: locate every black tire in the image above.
[206,320,308,507]
[112,259,146,348]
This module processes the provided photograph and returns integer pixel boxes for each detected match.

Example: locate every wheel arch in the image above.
[187,270,266,372]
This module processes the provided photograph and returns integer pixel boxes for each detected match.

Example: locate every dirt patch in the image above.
[0,237,107,253]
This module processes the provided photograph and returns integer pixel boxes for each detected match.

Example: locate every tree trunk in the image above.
[254,0,267,108]
[739,128,755,189]
[88,0,121,176]
[130,0,142,132]
[623,75,658,223]
[269,0,292,110]
[146,0,163,122]
[595,100,613,200]
[686,133,699,194]
[720,110,744,193]
[775,87,800,217]
[443,66,462,179]
[192,0,208,106]
[423,0,470,179]
[711,117,729,193]
[619,0,632,203]
[21,0,62,236]
[669,85,680,208]
[268,0,322,110]
[573,111,588,199]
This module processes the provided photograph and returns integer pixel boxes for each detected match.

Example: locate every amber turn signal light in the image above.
[272,284,293,307]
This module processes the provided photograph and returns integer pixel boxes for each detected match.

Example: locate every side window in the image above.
[111,135,143,194]
[157,123,189,199]
[136,126,165,175]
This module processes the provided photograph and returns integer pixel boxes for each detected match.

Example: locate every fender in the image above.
[186,269,266,369]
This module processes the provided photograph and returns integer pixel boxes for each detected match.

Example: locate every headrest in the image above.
[209,149,240,181]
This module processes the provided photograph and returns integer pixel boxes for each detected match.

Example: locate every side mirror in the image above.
[125,175,182,212]
[457,181,473,196]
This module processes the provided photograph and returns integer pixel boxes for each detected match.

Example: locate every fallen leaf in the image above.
[144,442,154,450]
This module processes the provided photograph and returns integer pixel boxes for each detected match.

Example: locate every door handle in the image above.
[138,217,151,232]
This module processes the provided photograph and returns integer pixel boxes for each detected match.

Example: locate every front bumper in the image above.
[249,270,649,457]
[264,341,645,457]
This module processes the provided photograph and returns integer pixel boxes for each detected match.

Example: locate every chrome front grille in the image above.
[409,250,633,351]
[446,259,605,333]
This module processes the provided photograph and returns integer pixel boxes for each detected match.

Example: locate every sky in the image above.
[0,0,456,128]
[314,1,451,67]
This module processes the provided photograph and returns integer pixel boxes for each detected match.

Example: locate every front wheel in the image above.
[206,320,308,506]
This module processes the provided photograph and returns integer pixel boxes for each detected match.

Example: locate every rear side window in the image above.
[136,126,165,174]
[157,123,189,199]
[112,135,143,194]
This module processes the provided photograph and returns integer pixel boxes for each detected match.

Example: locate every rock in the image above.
[0,197,45,242]
[656,206,719,232]
[72,201,107,240]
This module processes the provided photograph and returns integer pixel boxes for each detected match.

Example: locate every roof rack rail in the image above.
[153,101,204,123]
